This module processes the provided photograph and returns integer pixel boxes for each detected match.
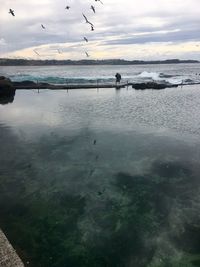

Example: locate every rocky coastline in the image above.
[0,75,181,103]
[1,76,178,90]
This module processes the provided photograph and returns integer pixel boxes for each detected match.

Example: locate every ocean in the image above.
[1,63,200,85]
[0,64,200,267]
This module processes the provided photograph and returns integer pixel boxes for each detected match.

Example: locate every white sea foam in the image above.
[137,71,189,84]
[167,77,184,84]
[138,71,161,80]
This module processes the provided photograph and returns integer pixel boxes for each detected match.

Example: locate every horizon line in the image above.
[0,58,199,62]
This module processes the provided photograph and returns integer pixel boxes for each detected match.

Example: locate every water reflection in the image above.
[0,89,200,267]
[0,89,15,105]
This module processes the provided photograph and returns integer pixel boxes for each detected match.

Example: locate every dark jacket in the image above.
[115,73,121,82]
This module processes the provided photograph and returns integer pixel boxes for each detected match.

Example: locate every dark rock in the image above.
[132,83,148,90]
[0,76,15,97]
[132,82,178,90]
[0,77,16,104]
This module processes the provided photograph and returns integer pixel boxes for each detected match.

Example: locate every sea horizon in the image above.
[0,58,199,66]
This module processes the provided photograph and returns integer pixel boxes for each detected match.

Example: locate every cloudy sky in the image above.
[0,0,200,60]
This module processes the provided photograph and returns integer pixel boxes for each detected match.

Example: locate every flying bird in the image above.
[85,52,90,57]
[41,24,46,29]
[91,5,96,13]
[33,49,40,56]
[65,6,70,9]
[8,9,15,16]
[84,37,88,42]
[82,13,94,27]
[95,0,103,4]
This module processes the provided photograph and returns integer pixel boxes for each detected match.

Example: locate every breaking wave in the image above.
[137,71,195,85]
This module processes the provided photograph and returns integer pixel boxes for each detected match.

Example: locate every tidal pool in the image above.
[0,87,200,267]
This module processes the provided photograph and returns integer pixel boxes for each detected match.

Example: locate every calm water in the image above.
[1,78,200,266]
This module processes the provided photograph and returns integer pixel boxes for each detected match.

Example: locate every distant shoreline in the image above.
[0,58,199,66]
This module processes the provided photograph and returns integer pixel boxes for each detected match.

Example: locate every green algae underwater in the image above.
[1,87,200,267]
[1,125,200,267]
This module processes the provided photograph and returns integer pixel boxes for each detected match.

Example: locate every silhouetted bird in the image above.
[91,5,96,13]
[84,37,88,42]
[8,9,15,16]
[65,6,70,9]
[41,24,46,29]
[82,13,94,27]
[33,49,40,56]
[93,140,96,145]
[95,0,103,4]
[85,52,90,57]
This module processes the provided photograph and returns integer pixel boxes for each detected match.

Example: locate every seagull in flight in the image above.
[84,37,88,42]
[91,5,96,13]
[95,0,103,4]
[85,52,90,57]
[82,13,94,27]
[8,9,15,16]
[33,49,40,56]
[41,24,46,29]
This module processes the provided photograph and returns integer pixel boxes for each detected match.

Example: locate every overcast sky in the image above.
[0,0,200,60]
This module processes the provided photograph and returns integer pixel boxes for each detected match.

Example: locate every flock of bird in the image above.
[8,0,103,58]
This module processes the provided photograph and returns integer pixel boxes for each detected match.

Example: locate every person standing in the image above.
[115,73,121,84]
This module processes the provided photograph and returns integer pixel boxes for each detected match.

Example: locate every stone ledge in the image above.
[0,229,24,267]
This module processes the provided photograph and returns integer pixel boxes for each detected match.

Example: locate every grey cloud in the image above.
[1,0,200,58]
[102,29,200,46]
